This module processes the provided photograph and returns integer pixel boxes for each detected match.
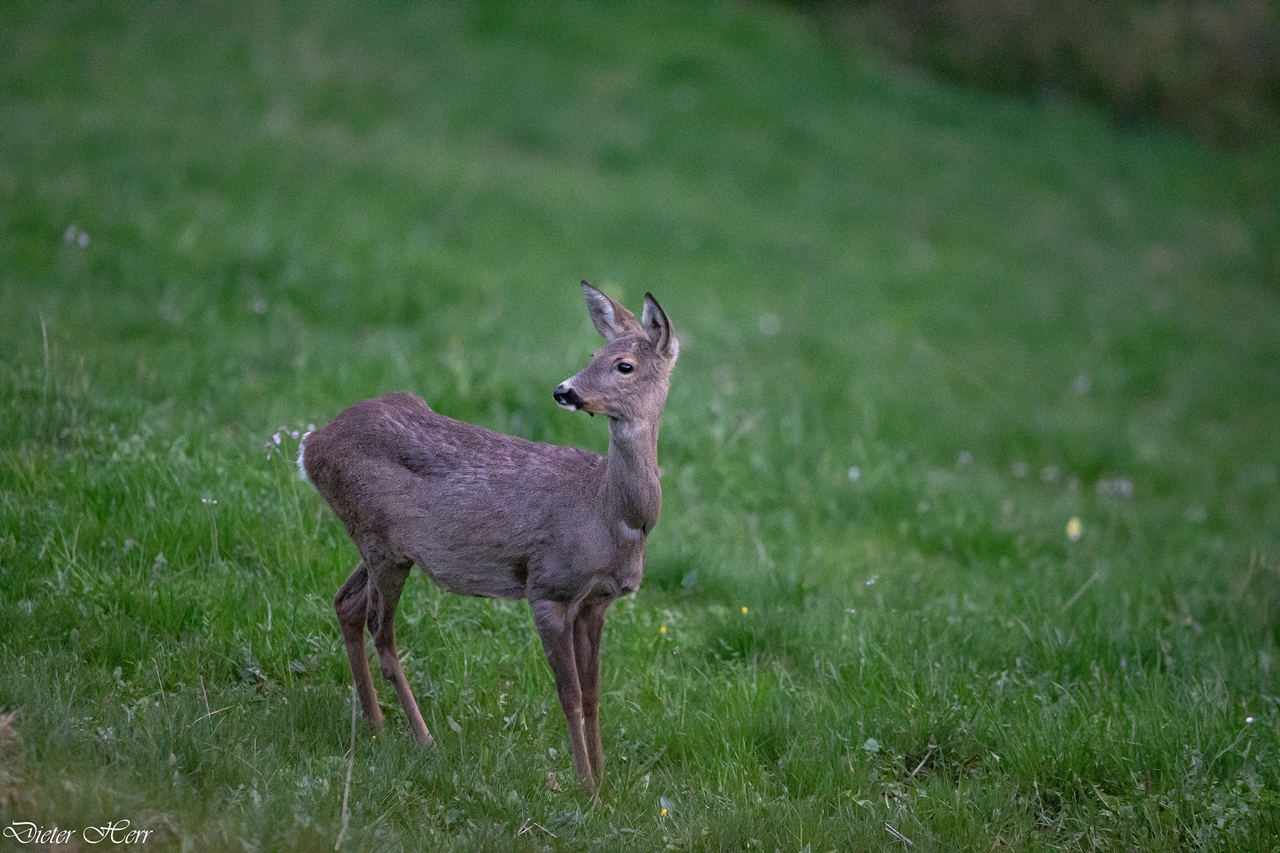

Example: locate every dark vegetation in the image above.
[815,0,1280,147]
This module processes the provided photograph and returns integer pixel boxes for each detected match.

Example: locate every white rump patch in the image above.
[296,431,311,481]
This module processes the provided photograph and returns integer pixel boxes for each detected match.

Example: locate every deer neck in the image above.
[603,416,662,534]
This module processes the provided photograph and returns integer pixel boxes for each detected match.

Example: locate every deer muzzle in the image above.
[553,383,585,411]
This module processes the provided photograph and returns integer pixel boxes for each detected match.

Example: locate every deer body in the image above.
[300,283,677,793]
[306,392,652,603]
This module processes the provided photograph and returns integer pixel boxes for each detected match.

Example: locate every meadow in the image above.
[2,4,1279,850]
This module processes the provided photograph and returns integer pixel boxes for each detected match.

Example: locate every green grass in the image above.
[3,3,1280,850]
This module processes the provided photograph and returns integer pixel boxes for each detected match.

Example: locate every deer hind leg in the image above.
[531,599,594,793]
[574,601,608,785]
[366,557,434,747]
[334,561,383,731]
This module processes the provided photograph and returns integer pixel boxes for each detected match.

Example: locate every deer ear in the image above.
[642,293,678,361]
[582,281,640,342]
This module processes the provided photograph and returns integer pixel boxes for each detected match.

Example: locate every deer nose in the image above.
[553,384,584,410]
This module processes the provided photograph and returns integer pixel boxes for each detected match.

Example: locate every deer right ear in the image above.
[582,281,640,342]
[642,292,678,362]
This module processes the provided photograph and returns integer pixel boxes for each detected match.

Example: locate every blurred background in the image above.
[4,0,1280,681]
[4,2,1276,548]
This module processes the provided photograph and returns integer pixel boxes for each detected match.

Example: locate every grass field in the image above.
[3,4,1280,850]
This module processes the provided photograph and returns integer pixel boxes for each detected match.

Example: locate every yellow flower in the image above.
[741,606,749,615]
[1067,517,1083,542]
[659,625,667,634]
[660,808,667,816]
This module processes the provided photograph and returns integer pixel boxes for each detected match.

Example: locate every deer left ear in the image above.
[642,293,678,362]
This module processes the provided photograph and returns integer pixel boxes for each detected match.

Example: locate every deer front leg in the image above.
[367,559,434,747]
[334,561,383,731]
[574,601,608,785]
[530,599,594,792]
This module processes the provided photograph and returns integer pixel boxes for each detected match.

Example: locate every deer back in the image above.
[302,392,633,602]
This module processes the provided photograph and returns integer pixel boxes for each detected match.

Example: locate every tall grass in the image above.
[2,3,1279,850]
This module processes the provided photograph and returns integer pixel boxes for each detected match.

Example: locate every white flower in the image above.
[1096,477,1134,497]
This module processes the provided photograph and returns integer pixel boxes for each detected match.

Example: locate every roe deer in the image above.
[299,282,678,793]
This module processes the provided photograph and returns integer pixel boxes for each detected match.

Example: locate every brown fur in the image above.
[301,282,677,793]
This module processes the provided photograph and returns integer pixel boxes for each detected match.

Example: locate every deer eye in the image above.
[616,361,634,374]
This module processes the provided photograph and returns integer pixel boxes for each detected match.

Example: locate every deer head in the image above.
[553,282,679,421]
